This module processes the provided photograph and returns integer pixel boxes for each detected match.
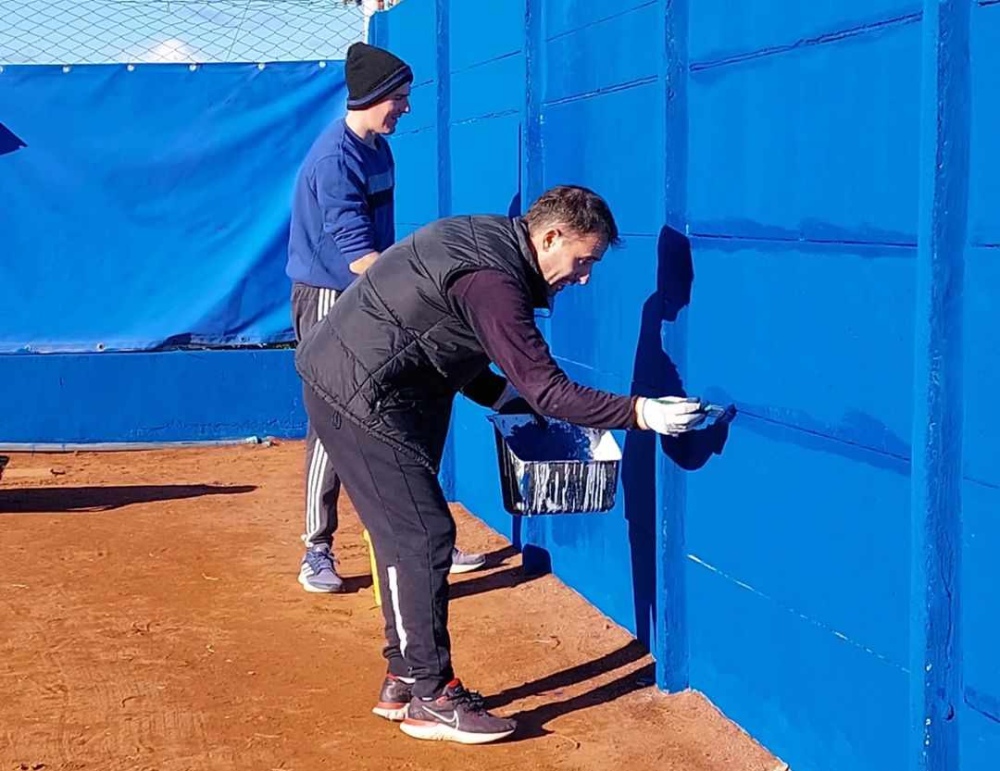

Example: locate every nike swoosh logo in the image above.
[420,706,460,728]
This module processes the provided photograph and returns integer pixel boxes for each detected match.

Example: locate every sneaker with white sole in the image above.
[401,679,516,745]
[449,547,486,575]
[298,545,344,593]
[372,673,414,722]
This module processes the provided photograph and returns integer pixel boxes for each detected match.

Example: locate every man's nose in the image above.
[578,273,590,285]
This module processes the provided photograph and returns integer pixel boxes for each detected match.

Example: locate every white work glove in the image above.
[640,396,708,436]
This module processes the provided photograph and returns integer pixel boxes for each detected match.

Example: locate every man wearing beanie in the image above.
[286,42,486,595]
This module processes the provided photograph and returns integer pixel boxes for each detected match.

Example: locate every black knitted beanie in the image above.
[345,42,413,110]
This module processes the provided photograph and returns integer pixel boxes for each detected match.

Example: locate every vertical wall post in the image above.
[522,0,543,207]
[368,6,387,47]
[910,0,969,768]
[653,0,692,693]
[435,0,456,499]
[516,0,550,573]
[435,0,451,222]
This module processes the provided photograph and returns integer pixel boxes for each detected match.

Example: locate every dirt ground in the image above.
[0,442,781,771]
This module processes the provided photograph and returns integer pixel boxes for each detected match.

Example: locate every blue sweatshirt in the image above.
[286,118,395,291]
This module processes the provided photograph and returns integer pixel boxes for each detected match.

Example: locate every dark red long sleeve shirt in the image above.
[449,269,638,430]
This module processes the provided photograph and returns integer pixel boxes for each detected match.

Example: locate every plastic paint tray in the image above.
[488,414,622,516]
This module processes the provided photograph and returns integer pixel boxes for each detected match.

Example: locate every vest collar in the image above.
[512,217,554,311]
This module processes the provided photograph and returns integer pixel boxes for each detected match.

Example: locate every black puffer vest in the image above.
[294,215,550,471]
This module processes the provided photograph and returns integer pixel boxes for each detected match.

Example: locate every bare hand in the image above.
[349,252,379,275]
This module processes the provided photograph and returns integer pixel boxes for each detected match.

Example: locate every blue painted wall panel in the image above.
[964,247,1000,487]
[557,360,631,402]
[688,21,921,242]
[394,223,423,242]
[542,84,664,236]
[450,54,524,123]
[450,0,523,71]
[450,116,521,214]
[390,130,439,226]
[961,705,1000,771]
[962,480,1000,728]
[687,423,911,668]
[544,4,660,104]
[376,3,984,770]
[395,80,439,134]
[544,0,656,40]
[0,350,304,443]
[548,236,659,378]
[522,488,646,636]
[689,0,921,64]
[450,399,511,533]
[688,562,910,771]
[686,244,915,454]
[382,0,438,85]
[969,4,1000,246]
[965,24,1000,748]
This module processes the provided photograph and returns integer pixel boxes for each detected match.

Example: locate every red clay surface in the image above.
[0,443,782,771]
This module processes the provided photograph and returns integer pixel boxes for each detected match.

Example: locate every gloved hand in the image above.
[639,396,708,436]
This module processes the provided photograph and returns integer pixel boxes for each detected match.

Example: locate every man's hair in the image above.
[524,185,621,247]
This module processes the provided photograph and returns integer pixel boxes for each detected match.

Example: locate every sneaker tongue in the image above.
[445,678,464,693]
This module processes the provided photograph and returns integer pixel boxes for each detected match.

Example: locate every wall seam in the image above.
[909,0,970,768]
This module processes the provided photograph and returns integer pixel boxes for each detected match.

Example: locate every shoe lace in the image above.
[305,549,335,572]
[452,685,487,713]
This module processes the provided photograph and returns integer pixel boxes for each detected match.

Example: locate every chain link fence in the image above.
[0,0,402,65]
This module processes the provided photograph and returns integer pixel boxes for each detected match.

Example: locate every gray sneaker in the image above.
[372,673,414,722]
[298,545,344,593]
[449,547,486,575]
[401,679,516,744]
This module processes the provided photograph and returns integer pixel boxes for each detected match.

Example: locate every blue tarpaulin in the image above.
[0,62,346,352]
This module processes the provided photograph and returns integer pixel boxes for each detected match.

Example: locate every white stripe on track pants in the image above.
[291,282,341,548]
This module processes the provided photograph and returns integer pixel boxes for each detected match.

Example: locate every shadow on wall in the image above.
[508,226,733,655]
[621,226,731,651]
[507,192,521,218]
[0,123,27,156]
